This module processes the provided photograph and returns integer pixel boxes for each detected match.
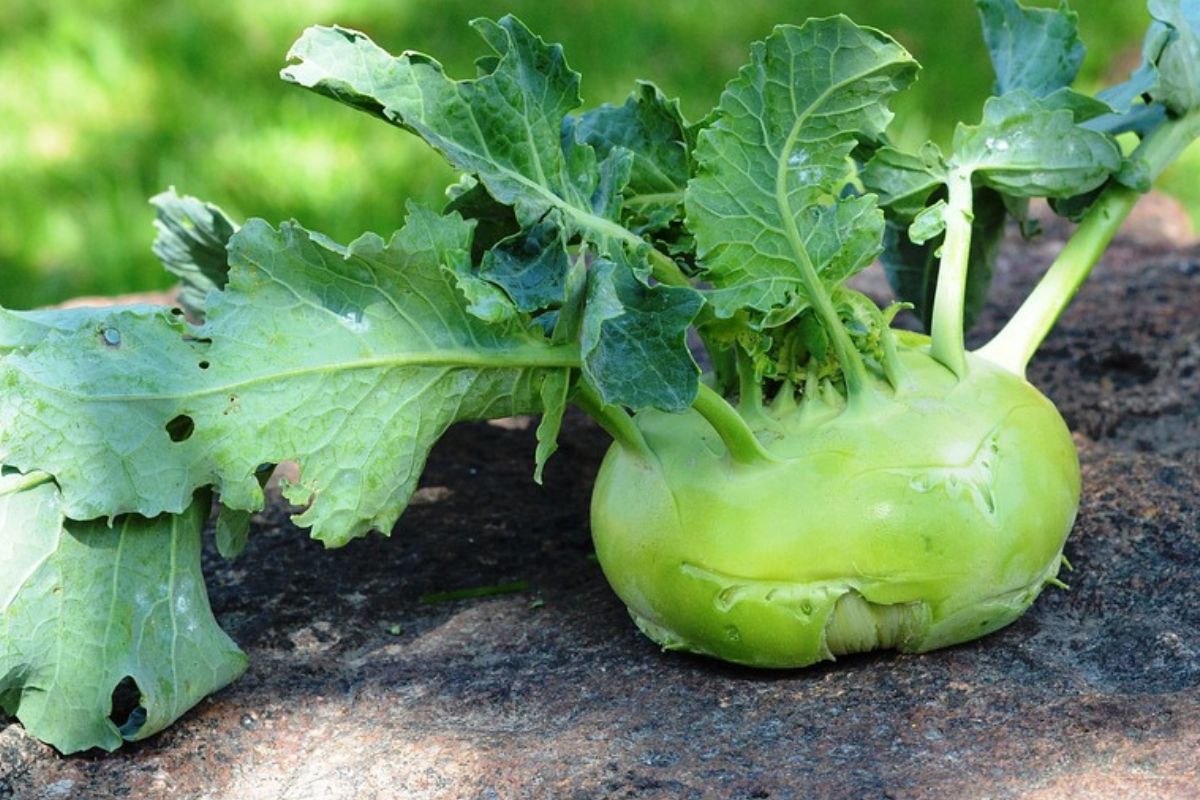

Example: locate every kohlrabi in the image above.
[3,0,1199,752]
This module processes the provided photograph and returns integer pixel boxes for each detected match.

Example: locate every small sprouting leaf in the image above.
[861,143,947,220]
[151,189,239,317]
[686,17,917,318]
[0,479,245,754]
[951,92,1122,197]
[976,0,1085,98]
[581,252,703,410]
[908,200,948,246]
[570,81,693,233]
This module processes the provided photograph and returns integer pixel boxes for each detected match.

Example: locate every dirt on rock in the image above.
[2,203,1199,799]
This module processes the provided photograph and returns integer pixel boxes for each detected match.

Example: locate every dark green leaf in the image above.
[150,189,238,317]
[443,180,520,264]
[570,81,691,233]
[976,0,1084,97]
[581,252,702,410]
[480,220,571,313]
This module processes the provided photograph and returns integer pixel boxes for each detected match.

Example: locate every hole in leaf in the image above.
[109,676,147,738]
[166,414,195,442]
[198,360,210,370]
[170,307,185,316]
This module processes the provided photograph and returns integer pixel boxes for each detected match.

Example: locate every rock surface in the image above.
[3,208,1199,799]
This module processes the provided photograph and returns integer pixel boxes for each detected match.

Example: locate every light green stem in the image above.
[979,108,1200,376]
[976,187,1139,375]
[692,384,779,466]
[572,384,652,459]
[930,168,975,378]
[775,126,869,399]
[0,470,55,496]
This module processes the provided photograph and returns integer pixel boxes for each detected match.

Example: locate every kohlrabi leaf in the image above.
[908,200,948,245]
[881,188,1006,333]
[479,220,571,314]
[951,92,1122,197]
[1148,0,1200,114]
[0,205,576,547]
[685,17,917,318]
[581,252,702,410]
[0,476,245,754]
[281,18,638,249]
[860,143,948,220]
[533,370,569,484]
[443,180,520,264]
[569,81,692,233]
[151,188,239,317]
[976,0,1084,98]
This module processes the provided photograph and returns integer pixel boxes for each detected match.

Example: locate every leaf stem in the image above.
[580,213,692,288]
[572,383,653,459]
[929,168,974,378]
[691,384,779,466]
[736,346,764,414]
[978,108,1200,375]
[0,470,55,497]
[775,136,869,399]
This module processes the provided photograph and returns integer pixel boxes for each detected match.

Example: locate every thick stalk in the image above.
[929,168,975,378]
[573,384,652,459]
[691,384,779,466]
[978,109,1200,375]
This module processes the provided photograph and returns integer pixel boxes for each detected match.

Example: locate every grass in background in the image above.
[0,0,1186,308]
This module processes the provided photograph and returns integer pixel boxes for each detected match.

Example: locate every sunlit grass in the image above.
[0,0,1191,308]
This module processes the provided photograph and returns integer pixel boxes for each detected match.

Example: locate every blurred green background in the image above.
[1,0,1192,308]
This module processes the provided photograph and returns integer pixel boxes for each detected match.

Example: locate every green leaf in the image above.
[581,252,702,410]
[880,188,1007,333]
[569,81,692,233]
[443,180,520,264]
[150,189,239,317]
[479,220,571,313]
[685,17,917,318]
[976,0,1084,98]
[0,477,245,754]
[215,505,251,561]
[908,200,948,245]
[1099,23,1171,114]
[533,369,569,484]
[951,92,1122,197]
[861,143,947,220]
[1147,0,1200,115]
[0,205,577,547]
[281,19,632,243]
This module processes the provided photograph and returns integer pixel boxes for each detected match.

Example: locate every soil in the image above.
[2,200,1198,799]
